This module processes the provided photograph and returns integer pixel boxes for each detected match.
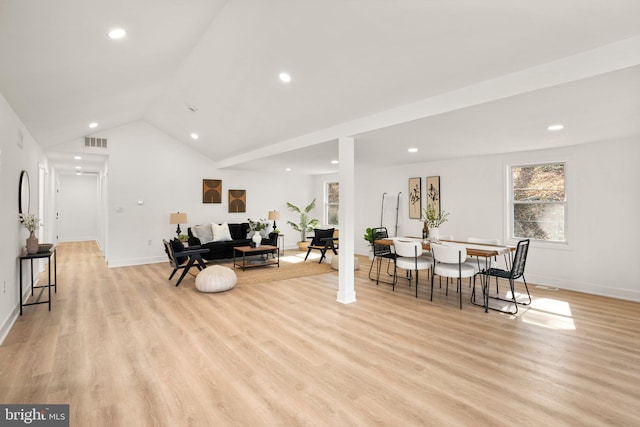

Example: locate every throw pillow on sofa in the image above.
[193,224,214,244]
[212,222,233,242]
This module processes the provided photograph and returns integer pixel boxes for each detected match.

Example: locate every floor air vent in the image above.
[84,137,108,148]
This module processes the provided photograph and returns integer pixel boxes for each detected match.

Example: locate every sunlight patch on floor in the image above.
[280,252,321,264]
[521,298,575,330]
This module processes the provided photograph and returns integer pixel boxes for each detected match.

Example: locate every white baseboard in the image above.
[521,273,640,302]
[0,307,18,345]
[107,256,166,268]
[0,284,33,345]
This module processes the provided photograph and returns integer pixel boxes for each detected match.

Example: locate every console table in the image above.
[19,244,57,315]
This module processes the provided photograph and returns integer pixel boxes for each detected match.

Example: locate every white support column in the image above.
[337,136,356,304]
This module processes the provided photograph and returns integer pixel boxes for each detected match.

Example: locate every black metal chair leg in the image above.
[430,270,435,301]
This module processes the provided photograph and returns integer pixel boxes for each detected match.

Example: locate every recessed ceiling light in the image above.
[547,124,564,131]
[279,72,292,83]
[74,156,82,160]
[89,122,98,129]
[190,133,199,140]
[285,168,292,172]
[408,147,418,153]
[108,28,126,40]
[76,172,82,176]
[75,166,82,170]
[331,160,339,164]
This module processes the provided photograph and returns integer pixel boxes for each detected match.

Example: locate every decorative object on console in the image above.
[203,179,222,203]
[408,177,421,219]
[20,212,41,254]
[268,210,280,231]
[286,199,319,251]
[169,212,188,239]
[229,189,246,212]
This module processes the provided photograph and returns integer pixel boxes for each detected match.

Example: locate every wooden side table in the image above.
[277,234,285,255]
[18,244,57,315]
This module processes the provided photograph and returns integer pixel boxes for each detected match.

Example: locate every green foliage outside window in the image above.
[512,163,566,241]
[326,182,339,226]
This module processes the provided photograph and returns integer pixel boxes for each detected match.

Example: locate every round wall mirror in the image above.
[18,170,30,215]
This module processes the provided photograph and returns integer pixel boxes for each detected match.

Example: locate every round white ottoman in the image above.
[195,266,237,293]
[330,256,360,271]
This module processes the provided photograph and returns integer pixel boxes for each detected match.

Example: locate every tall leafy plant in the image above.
[286,199,319,242]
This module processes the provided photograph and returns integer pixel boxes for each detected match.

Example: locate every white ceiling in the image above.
[1,0,639,175]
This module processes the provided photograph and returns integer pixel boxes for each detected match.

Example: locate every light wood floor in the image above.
[1,241,639,426]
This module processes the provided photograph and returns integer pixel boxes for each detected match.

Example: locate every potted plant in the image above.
[286,199,319,251]
[364,227,375,260]
[422,205,449,242]
[248,218,269,237]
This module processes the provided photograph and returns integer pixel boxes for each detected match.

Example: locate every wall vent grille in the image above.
[84,137,108,148]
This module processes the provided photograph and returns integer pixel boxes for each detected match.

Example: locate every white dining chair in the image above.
[465,237,500,267]
[430,243,476,309]
[392,239,431,297]
[465,237,502,290]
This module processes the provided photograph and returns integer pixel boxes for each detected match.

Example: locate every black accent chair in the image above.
[484,239,531,314]
[304,228,338,263]
[367,227,397,285]
[163,239,209,287]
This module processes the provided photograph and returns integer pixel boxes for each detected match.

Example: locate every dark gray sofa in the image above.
[187,223,278,261]
[187,223,252,261]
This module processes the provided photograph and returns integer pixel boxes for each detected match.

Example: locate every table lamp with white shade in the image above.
[268,210,280,230]
[169,212,188,238]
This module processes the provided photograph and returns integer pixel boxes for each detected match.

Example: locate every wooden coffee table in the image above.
[233,245,279,271]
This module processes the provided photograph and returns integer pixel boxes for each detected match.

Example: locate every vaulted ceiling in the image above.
[1,0,639,175]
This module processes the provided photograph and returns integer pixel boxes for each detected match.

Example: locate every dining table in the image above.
[372,238,515,312]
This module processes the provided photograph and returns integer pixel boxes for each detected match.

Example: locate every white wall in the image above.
[103,121,315,266]
[0,92,51,344]
[354,137,640,301]
[57,174,99,242]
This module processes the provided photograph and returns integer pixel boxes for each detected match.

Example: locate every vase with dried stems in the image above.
[20,212,41,254]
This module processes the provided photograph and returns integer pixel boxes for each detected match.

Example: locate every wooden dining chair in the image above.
[430,243,476,309]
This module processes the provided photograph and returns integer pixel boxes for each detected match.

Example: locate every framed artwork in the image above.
[203,179,222,203]
[408,177,422,219]
[426,176,441,215]
[228,189,246,213]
